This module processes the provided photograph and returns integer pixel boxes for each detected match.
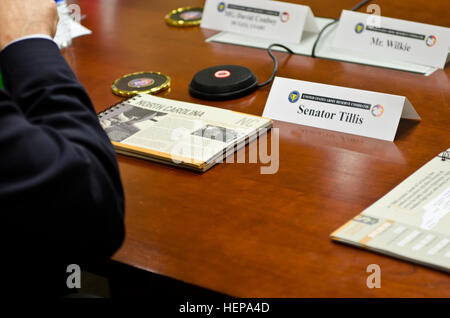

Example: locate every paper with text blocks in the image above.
[263,77,421,141]
[201,0,318,44]
[333,10,450,69]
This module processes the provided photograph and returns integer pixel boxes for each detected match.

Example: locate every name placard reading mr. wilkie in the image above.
[263,77,420,142]
[333,10,450,69]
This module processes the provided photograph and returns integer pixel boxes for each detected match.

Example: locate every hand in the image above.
[0,0,59,50]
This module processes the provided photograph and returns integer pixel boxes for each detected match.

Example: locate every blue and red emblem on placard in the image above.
[426,35,437,47]
[280,12,290,23]
[371,104,384,118]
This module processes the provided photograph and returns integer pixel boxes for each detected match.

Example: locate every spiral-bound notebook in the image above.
[98,94,272,172]
[331,149,450,273]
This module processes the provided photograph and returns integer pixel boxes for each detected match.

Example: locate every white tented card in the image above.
[201,0,318,43]
[333,10,450,69]
[263,77,421,141]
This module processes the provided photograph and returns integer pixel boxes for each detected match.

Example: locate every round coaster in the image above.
[111,72,171,97]
[165,7,203,27]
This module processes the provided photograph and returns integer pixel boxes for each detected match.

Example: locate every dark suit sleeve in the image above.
[0,39,125,267]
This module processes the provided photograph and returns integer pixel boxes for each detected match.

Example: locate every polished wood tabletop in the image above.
[67,0,449,297]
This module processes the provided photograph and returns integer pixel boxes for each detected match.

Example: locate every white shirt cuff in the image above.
[3,35,53,50]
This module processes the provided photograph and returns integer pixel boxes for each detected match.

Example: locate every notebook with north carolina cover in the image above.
[98,94,272,172]
[331,149,450,273]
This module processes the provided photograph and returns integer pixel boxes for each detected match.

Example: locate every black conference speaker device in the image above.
[189,44,294,101]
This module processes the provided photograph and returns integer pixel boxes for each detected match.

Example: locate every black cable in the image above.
[257,43,294,88]
[311,19,338,58]
[351,0,373,11]
[311,0,374,58]
[256,0,374,87]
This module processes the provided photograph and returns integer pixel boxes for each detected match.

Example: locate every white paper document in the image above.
[331,149,450,273]
[54,20,92,48]
[263,77,420,141]
[69,20,92,39]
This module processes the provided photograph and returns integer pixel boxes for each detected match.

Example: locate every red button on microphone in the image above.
[214,70,231,78]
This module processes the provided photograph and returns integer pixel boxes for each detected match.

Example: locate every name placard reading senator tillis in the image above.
[333,10,450,69]
[201,0,318,43]
[263,77,421,141]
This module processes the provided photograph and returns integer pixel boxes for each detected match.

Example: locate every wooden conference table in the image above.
[67,0,450,297]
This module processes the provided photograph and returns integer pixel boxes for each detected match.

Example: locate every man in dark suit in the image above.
[0,0,125,296]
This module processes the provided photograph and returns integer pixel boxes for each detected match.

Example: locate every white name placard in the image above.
[201,0,318,43]
[333,10,450,69]
[263,77,421,141]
